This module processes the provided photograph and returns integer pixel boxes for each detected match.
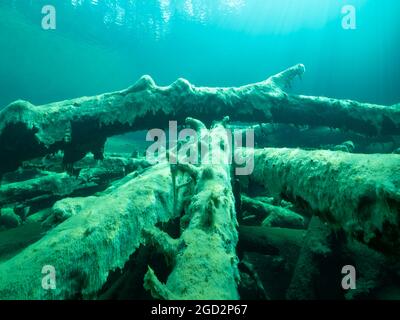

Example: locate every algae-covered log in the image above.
[286,216,337,300]
[144,118,240,300]
[0,163,188,299]
[1,64,399,175]
[238,226,304,266]
[245,148,400,254]
[0,156,151,211]
[241,195,305,229]
[248,123,400,154]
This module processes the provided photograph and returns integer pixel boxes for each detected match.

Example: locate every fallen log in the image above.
[241,195,305,229]
[0,163,188,299]
[341,238,388,300]
[245,148,400,254]
[238,226,304,268]
[238,225,304,299]
[0,222,45,262]
[286,217,392,300]
[286,216,336,300]
[1,64,399,175]
[144,118,240,300]
[0,156,152,215]
[246,123,399,154]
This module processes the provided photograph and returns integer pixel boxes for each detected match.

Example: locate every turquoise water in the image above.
[1,1,400,302]
[0,0,399,108]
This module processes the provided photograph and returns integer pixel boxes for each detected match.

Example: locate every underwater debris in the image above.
[144,117,240,300]
[0,155,152,218]
[286,216,336,300]
[241,195,305,229]
[245,147,400,254]
[0,66,399,300]
[0,208,21,231]
[0,164,188,299]
[0,64,399,177]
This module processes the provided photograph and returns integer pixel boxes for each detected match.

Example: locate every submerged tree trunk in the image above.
[0,66,399,300]
[0,163,189,299]
[1,64,399,175]
[0,156,151,210]
[244,148,400,255]
[144,117,240,300]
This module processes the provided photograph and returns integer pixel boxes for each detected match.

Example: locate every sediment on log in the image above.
[144,118,240,300]
[0,163,189,299]
[1,64,399,175]
[243,148,400,254]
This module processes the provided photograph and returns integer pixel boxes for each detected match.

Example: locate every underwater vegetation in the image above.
[0,64,399,300]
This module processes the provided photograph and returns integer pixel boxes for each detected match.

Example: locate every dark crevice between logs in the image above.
[98,245,171,300]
